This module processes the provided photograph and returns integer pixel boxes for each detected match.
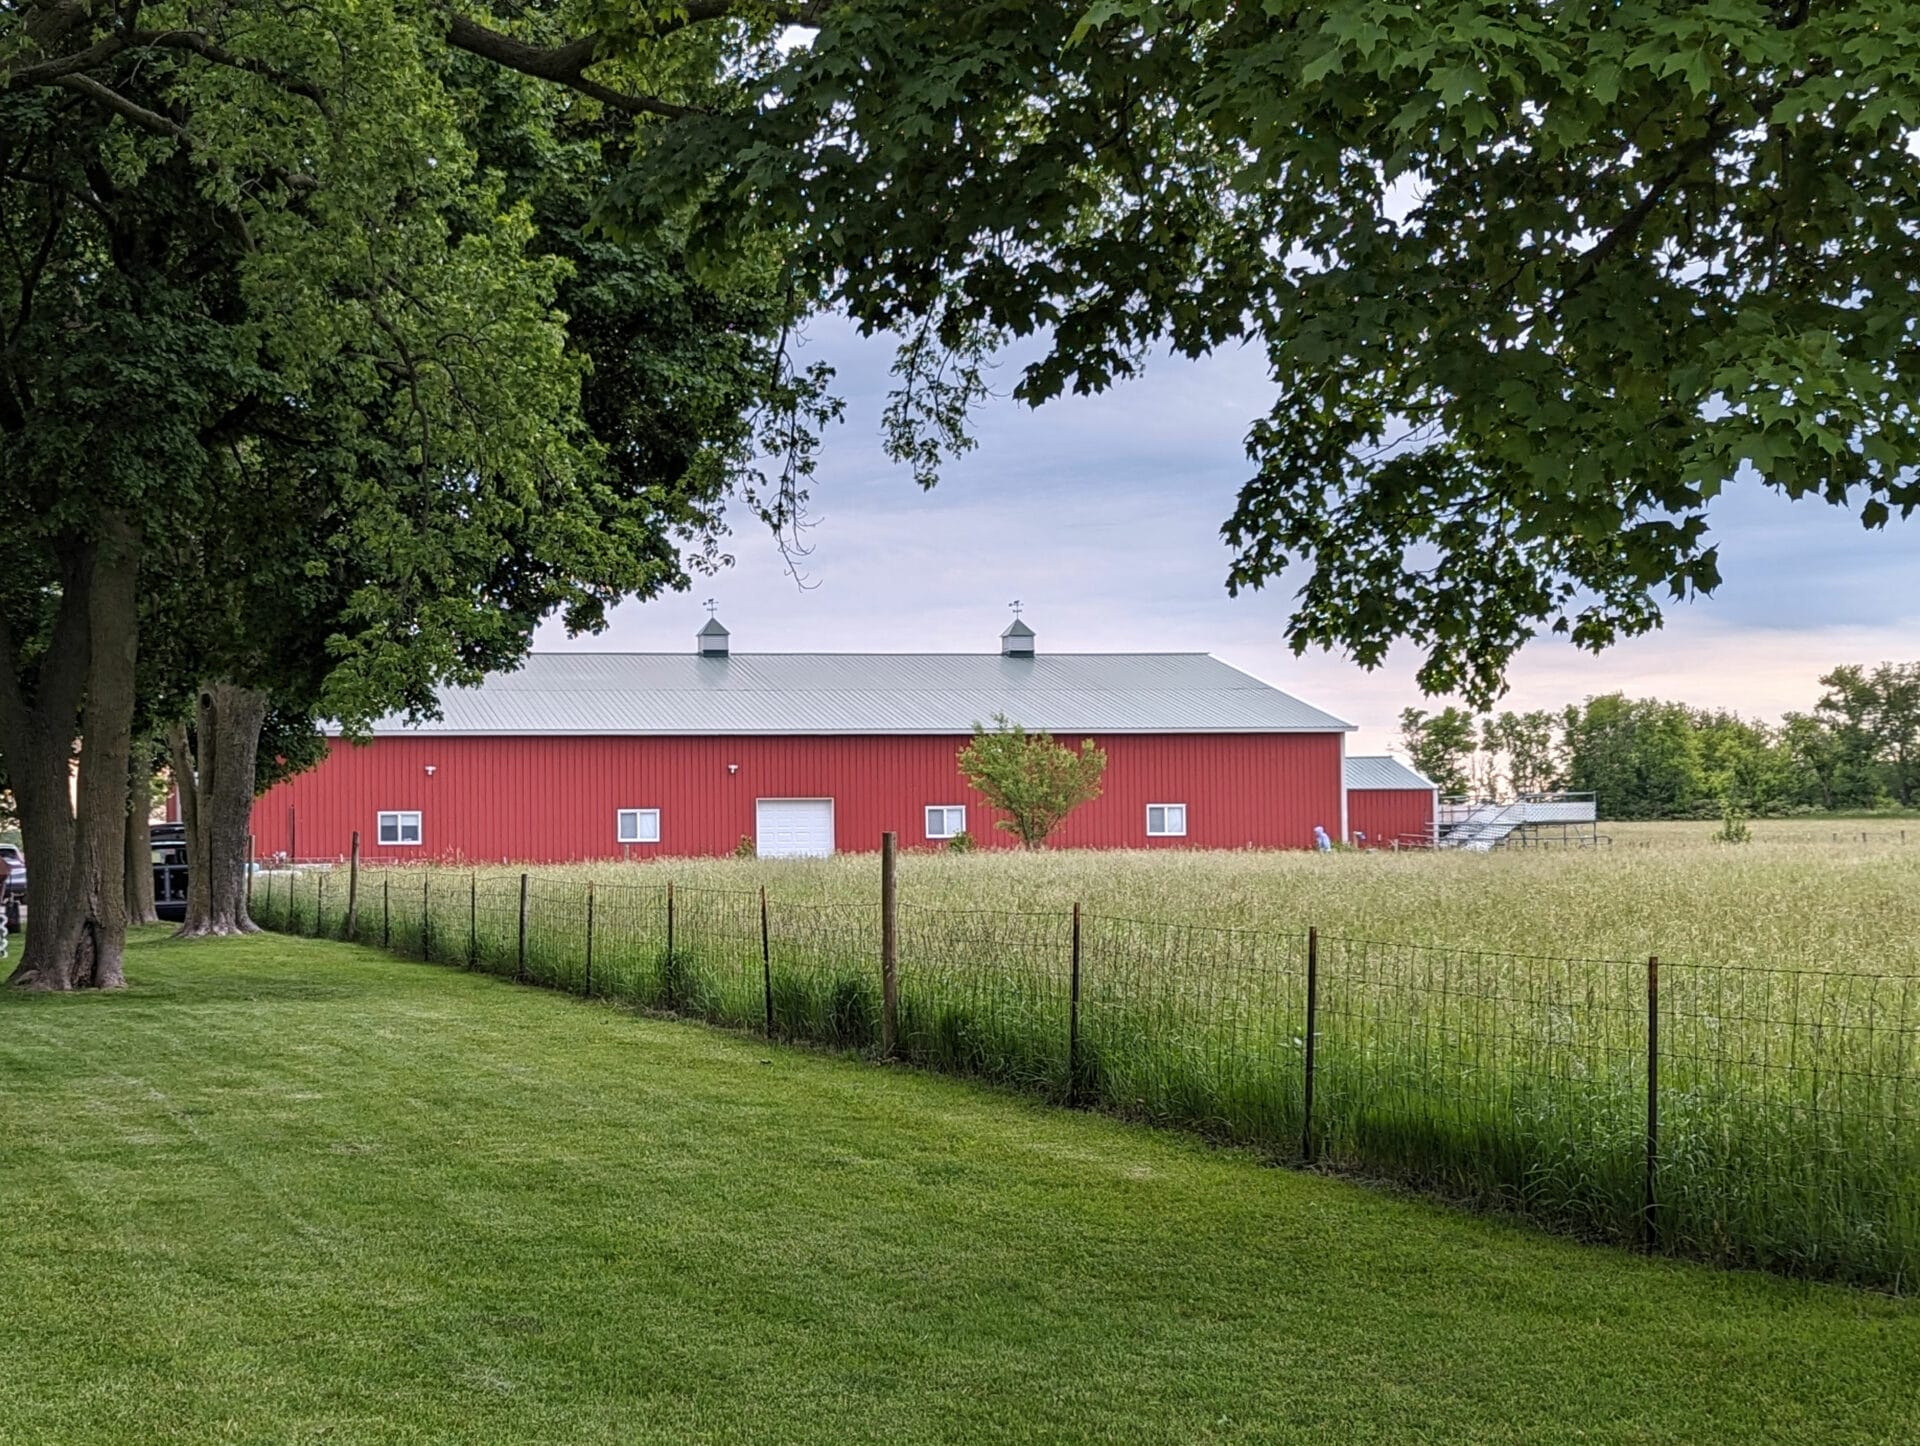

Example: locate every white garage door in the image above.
[755,799,835,859]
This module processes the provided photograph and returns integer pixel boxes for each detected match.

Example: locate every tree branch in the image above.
[1562,111,1732,302]
[0,537,95,751]
[139,29,333,116]
[6,202,64,351]
[14,5,830,130]
[3,32,131,87]
[8,28,331,116]
[52,71,185,139]
[666,1,831,30]
[444,15,702,119]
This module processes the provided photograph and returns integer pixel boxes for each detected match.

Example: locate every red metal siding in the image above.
[251,732,1347,862]
[1348,789,1435,846]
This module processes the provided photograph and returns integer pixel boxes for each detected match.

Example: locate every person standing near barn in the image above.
[1313,824,1332,852]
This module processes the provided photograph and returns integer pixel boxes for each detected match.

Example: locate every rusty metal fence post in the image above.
[468,871,477,969]
[1645,954,1660,1251]
[584,880,595,997]
[316,872,326,939]
[1302,926,1320,1164]
[880,832,899,1057]
[517,872,529,982]
[422,872,432,961]
[760,885,774,1038]
[346,831,361,941]
[382,875,390,949]
[665,880,677,1010]
[246,834,255,909]
[1067,901,1082,1104]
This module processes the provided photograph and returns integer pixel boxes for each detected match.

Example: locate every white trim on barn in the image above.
[1339,730,1350,842]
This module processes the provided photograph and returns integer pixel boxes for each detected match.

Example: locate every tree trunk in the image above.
[0,555,86,984]
[125,750,159,925]
[173,681,268,937]
[8,517,141,990]
[168,719,208,926]
[10,739,77,977]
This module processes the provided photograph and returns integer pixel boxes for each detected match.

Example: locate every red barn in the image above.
[251,618,1362,862]
[1344,756,1439,847]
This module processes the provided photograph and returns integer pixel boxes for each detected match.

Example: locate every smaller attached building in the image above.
[1344,756,1438,846]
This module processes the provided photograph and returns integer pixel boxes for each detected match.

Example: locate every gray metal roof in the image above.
[1344,755,1436,790]
[360,652,1356,736]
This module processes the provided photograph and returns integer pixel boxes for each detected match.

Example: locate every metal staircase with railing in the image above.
[1433,793,1599,851]
[1435,799,1530,851]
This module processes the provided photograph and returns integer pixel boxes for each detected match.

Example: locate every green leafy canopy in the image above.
[619,0,1920,704]
[15,0,1920,715]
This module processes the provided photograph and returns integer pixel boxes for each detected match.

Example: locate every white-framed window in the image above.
[377,811,422,846]
[1146,804,1187,838]
[925,805,966,840]
[616,808,661,845]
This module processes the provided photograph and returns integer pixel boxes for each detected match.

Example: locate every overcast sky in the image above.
[538,314,1920,756]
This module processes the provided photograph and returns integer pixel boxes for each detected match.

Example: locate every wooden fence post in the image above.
[760,885,774,1038]
[880,831,899,1057]
[1068,901,1082,1104]
[584,880,595,997]
[517,872,529,982]
[346,831,361,941]
[1645,954,1660,1252]
[1302,926,1320,1164]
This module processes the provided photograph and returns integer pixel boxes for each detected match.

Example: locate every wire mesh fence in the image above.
[252,857,1920,1290]
[1311,936,1647,1242]
[1659,962,1918,1285]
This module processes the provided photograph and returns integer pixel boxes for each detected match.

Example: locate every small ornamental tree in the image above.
[957,715,1106,850]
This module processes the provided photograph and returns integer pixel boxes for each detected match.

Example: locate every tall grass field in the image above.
[256,819,1920,1289]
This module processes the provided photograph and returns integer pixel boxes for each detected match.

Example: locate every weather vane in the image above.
[704,598,718,618]
[1009,599,1023,618]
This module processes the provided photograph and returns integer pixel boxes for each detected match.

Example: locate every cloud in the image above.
[542,320,1920,754]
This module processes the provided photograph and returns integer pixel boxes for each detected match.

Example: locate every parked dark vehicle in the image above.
[152,823,190,923]
[0,844,22,935]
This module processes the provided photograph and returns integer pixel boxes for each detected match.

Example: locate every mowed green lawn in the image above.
[2,931,1916,1444]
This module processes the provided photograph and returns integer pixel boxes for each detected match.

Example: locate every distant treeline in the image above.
[1400,664,1919,820]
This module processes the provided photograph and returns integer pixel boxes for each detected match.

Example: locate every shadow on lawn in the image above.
[0,927,410,1009]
